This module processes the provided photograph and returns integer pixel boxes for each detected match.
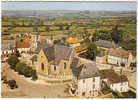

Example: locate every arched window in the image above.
[64,62,66,69]
[41,63,44,71]
[54,65,56,71]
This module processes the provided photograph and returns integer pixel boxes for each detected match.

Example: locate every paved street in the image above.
[2,63,70,98]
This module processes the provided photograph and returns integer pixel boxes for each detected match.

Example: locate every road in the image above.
[2,63,70,98]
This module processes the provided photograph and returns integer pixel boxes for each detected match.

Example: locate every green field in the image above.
[2,13,136,41]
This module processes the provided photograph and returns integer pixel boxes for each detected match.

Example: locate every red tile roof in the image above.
[24,38,32,42]
[17,42,30,48]
[66,37,81,44]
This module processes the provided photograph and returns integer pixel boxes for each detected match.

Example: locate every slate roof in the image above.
[42,44,73,66]
[72,62,100,80]
[97,51,105,57]
[2,40,16,51]
[95,40,118,49]
[99,69,128,83]
[35,43,52,54]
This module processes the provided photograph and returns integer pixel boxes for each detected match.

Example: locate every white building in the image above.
[110,82,128,92]
[16,42,31,53]
[66,37,81,48]
[70,61,101,97]
[100,69,129,92]
[107,48,133,67]
[1,40,16,59]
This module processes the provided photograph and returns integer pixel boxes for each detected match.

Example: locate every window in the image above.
[89,91,91,94]
[41,63,44,71]
[64,62,66,69]
[83,80,85,83]
[93,78,95,82]
[54,66,56,71]
[82,92,85,96]
[93,84,95,89]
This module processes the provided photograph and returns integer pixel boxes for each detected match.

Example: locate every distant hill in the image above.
[2,10,136,18]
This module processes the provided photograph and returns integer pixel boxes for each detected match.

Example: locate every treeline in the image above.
[7,55,38,80]
[92,26,136,51]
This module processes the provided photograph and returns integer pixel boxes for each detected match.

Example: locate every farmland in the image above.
[2,10,136,41]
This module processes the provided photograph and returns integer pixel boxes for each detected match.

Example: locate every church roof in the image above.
[41,44,73,66]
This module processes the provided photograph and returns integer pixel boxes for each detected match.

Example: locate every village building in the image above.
[39,36,53,44]
[16,41,31,53]
[66,37,81,48]
[39,34,68,45]
[74,45,87,54]
[96,51,107,64]
[1,40,16,61]
[99,69,128,92]
[24,38,32,43]
[107,48,133,68]
[95,40,118,50]
[30,27,40,51]
[36,44,74,81]
[70,59,101,97]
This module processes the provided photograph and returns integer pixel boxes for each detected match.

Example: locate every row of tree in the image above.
[7,55,38,80]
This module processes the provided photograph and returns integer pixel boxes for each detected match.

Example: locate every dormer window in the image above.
[64,62,66,69]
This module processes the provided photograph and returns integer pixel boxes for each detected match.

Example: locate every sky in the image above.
[2,1,136,11]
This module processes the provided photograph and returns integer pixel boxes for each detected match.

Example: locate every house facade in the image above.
[107,48,133,67]
[1,40,16,61]
[96,51,107,64]
[100,69,129,92]
[70,61,101,97]
[16,41,31,53]
[110,82,128,92]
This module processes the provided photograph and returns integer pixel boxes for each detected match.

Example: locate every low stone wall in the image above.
[38,73,73,84]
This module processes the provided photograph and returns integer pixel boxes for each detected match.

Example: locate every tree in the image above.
[87,43,97,60]
[15,62,32,77]
[15,49,20,57]
[8,80,18,89]
[111,26,123,44]
[7,55,19,69]
[32,70,38,80]
[59,26,63,30]
[93,30,112,42]
[82,28,91,46]
[66,26,70,30]
[16,62,27,75]
[45,26,50,32]
[53,39,61,44]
